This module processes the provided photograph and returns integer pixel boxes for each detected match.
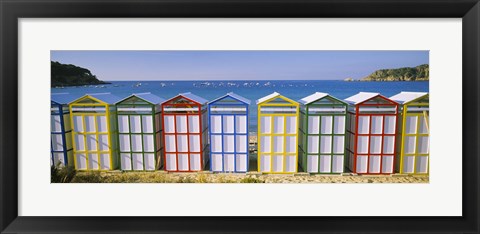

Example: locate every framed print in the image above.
[1,0,479,233]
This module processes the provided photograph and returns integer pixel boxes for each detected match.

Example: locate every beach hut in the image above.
[69,93,120,171]
[257,92,299,173]
[345,92,399,174]
[298,92,348,174]
[51,93,74,167]
[161,92,209,172]
[208,92,251,173]
[390,92,429,175]
[116,93,165,171]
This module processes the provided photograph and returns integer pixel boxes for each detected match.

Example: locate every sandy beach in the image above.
[71,171,428,183]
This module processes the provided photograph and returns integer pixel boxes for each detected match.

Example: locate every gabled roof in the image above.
[298,92,330,105]
[51,93,77,105]
[208,92,251,105]
[116,92,165,105]
[164,92,208,105]
[344,92,381,105]
[69,92,121,105]
[390,92,428,104]
[256,92,280,104]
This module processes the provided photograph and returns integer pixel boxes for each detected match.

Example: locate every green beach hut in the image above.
[115,93,165,171]
[298,92,348,174]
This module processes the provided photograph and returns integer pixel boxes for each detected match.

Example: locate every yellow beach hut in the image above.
[390,92,429,174]
[69,93,120,171]
[257,92,299,173]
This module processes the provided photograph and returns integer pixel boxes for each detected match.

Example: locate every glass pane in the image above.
[98,134,109,151]
[331,155,344,173]
[405,116,418,134]
[369,136,382,154]
[188,115,200,133]
[418,136,429,154]
[273,136,284,153]
[260,116,271,134]
[97,116,107,132]
[211,135,222,152]
[85,116,96,132]
[320,116,332,134]
[176,135,188,152]
[320,136,332,154]
[143,135,154,152]
[119,134,130,152]
[51,134,63,151]
[236,135,247,153]
[333,116,345,134]
[260,136,271,153]
[418,115,429,134]
[307,136,319,153]
[51,115,62,132]
[416,156,429,173]
[73,116,84,132]
[235,115,247,133]
[357,136,369,154]
[175,115,187,133]
[74,135,85,151]
[308,116,320,134]
[319,155,331,173]
[403,156,415,173]
[384,116,396,134]
[189,135,200,152]
[131,135,142,152]
[333,136,344,154]
[358,116,370,134]
[369,156,381,173]
[307,155,319,173]
[223,115,234,133]
[286,116,297,134]
[164,116,175,133]
[130,115,141,133]
[383,136,395,154]
[142,115,153,133]
[273,116,284,134]
[118,115,129,133]
[405,136,416,154]
[210,115,222,133]
[285,136,296,153]
[223,135,235,153]
[86,134,97,151]
[371,116,383,134]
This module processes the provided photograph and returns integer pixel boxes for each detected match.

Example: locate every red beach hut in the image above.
[345,92,399,174]
[161,92,209,172]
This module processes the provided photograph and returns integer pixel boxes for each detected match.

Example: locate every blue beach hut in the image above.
[51,93,75,167]
[208,92,251,172]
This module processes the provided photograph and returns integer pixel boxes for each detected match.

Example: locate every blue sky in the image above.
[51,51,428,81]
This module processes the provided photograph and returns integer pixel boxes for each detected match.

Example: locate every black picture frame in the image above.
[1,0,478,233]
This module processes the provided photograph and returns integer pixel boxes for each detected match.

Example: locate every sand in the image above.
[72,171,429,183]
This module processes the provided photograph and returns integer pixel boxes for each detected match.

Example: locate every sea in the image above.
[52,80,429,132]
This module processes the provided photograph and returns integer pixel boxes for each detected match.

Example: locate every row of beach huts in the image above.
[51,91,429,175]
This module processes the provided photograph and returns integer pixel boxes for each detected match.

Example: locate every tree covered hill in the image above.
[361,64,429,81]
[51,61,110,87]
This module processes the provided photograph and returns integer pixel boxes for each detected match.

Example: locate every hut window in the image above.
[416,157,429,173]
